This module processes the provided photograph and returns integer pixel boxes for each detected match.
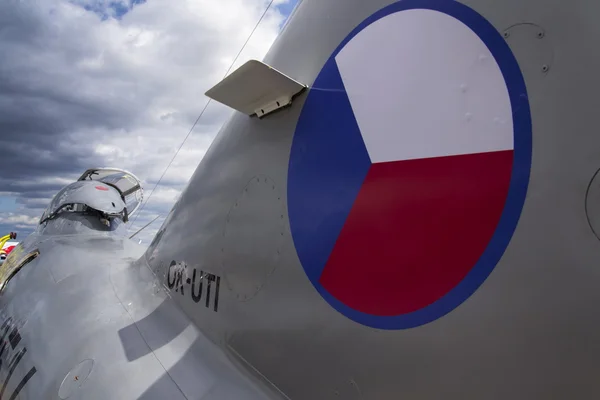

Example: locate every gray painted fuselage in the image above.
[2,0,600,398]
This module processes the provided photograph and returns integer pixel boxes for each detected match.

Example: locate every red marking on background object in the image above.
[3,246,15,255]
[95,186,109,191]
[319,150,513,316]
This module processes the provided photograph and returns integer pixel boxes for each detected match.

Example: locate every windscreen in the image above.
[78,168,144,216]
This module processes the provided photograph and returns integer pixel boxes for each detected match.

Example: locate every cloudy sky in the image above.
[0,0,298,245]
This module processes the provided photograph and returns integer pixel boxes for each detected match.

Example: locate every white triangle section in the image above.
[335,9,513,164]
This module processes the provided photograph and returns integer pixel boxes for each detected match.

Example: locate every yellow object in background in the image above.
[0,232,16,253]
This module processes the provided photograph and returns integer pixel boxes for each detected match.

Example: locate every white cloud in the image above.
[0,213,39,226]
[0,0,291,245]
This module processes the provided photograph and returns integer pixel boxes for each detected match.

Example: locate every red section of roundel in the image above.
[319,150,513,316]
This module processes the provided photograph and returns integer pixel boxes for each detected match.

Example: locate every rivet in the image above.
[503,31,510,38]
[537,31,544,39]
[542,64,549,73]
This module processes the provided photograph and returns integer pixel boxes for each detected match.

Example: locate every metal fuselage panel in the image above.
[0,217,281,398]
[2,0,599,399]
[145,0,600,399]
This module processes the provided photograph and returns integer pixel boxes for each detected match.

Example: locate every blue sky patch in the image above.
[277,0,299,18]
[0,196,16,213]
[75,0,147,20]
[77,0,297,21]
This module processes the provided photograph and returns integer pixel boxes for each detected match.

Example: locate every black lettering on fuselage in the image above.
[191,269,203,303]
[0,317,36,400]
[0,348,26,399]
[174,269,184,295]
[167,261,185,294]
[0,320,10,334]
[214,276,220,312]
[8,328,20,351]
[0,320,13,369]
[167,260,177,288]
[167,261,220,312]
[9,367,36,400]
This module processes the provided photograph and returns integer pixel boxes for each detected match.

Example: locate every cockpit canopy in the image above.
[78,168,144,216]
[40,168,144,225]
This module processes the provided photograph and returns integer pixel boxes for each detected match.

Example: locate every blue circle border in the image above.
[291,0,532,329]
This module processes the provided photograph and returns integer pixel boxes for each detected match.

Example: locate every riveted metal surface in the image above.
[503,23,554,84]
[58,359,94,399]
[585,168,600,241]
[144,0,600,398]
[222,176,285,302]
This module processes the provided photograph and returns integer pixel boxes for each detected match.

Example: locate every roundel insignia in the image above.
[287,0,532,329]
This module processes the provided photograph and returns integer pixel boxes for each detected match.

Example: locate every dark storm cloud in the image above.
[0,1,134,184]
[0,0,288,244]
